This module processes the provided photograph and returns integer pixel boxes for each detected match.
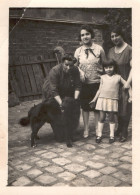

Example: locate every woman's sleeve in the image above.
[108,48,113,59]
[129,45,132,61]
[74,48,80,66]
[74,67,81,91]
[128,46,132,67]
[99,76,103,91]
[100,46,107,64]
[74,48,79,60]
[120,75,126,85]
[49,68,59,97]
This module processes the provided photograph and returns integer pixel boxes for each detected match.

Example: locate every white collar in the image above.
[82,42,96,50]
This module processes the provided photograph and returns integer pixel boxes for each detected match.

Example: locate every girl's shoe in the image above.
[96,136,102,143]
[109,137,115,144]
[83,130,89,138]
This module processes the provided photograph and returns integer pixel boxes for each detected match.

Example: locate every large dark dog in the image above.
[19,97,80,148]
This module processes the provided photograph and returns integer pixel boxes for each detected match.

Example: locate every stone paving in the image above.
[8,99,132,186]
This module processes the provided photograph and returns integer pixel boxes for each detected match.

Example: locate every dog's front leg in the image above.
[31,132,36,148]
[65,128,73,148]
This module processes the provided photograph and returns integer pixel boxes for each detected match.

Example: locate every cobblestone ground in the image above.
[8,99,132,187]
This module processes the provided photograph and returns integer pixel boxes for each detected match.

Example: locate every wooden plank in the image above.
[28,96,33,101]
[9,56,57,66]
[32,64,44,93]
[15,66,27,97]
[49,52,56,69]
[19,92,42,97]
[9,67,21,96]
[21,65,32,93]
[42,62,50,77]
[26,65,38,94]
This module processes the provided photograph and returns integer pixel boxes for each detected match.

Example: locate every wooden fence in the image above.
[9,53,58,102]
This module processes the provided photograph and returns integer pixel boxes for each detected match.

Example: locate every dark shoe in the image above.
[96,136,102,144]
[119,137,127,142]
[109,137,115,144]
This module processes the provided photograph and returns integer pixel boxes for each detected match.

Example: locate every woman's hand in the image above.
[123,82,130,90]
[128,96,132,103]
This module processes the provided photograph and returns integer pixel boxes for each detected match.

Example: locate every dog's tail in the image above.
[19,116,30,126]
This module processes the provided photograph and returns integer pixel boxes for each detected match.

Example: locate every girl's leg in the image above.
[109,112,116,143]
[82,110,90,138]
[96,111,106,143]
[97,111,106,137]
[94,110,99,135]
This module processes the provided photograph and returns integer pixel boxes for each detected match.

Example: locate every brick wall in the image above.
[9,19,104,58]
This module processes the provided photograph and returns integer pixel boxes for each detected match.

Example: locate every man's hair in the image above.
[62,53,77,64]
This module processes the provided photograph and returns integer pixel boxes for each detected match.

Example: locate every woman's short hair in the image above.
[62,53,77,64]
[102,59,118,74]
[78,24,95,41]
[110,26,125,40]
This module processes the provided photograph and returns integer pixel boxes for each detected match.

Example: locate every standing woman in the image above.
[108,26,132,142]
[74,25,106,138]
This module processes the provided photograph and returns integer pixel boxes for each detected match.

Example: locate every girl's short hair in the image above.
[78,24,95,41]
[110,26,125,40]
[102,59,118,74]
[62,53,77,64]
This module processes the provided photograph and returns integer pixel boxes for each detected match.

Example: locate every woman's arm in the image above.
[120,76,132,102]
[89,90,100,103]
[100,47,107,64]
[124,59,132,89]
[74,66,82,99]
[74,48,79,67]
[74,90,80,100]
[89,78,103,104]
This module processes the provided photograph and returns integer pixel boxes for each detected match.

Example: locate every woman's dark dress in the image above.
[108,44,132,138]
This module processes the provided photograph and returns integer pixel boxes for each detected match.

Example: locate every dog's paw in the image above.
[66,142,73,148]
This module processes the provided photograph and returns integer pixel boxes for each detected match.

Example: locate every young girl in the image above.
[89,59,132,144]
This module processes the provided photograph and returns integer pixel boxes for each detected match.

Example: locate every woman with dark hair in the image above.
[108,26,132,142]
[74,24,106,138]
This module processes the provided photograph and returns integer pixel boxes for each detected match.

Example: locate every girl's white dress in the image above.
[96,98,118,112]
[96,74,124,112]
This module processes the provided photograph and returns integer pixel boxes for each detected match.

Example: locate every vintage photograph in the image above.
[8,8,132,186]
